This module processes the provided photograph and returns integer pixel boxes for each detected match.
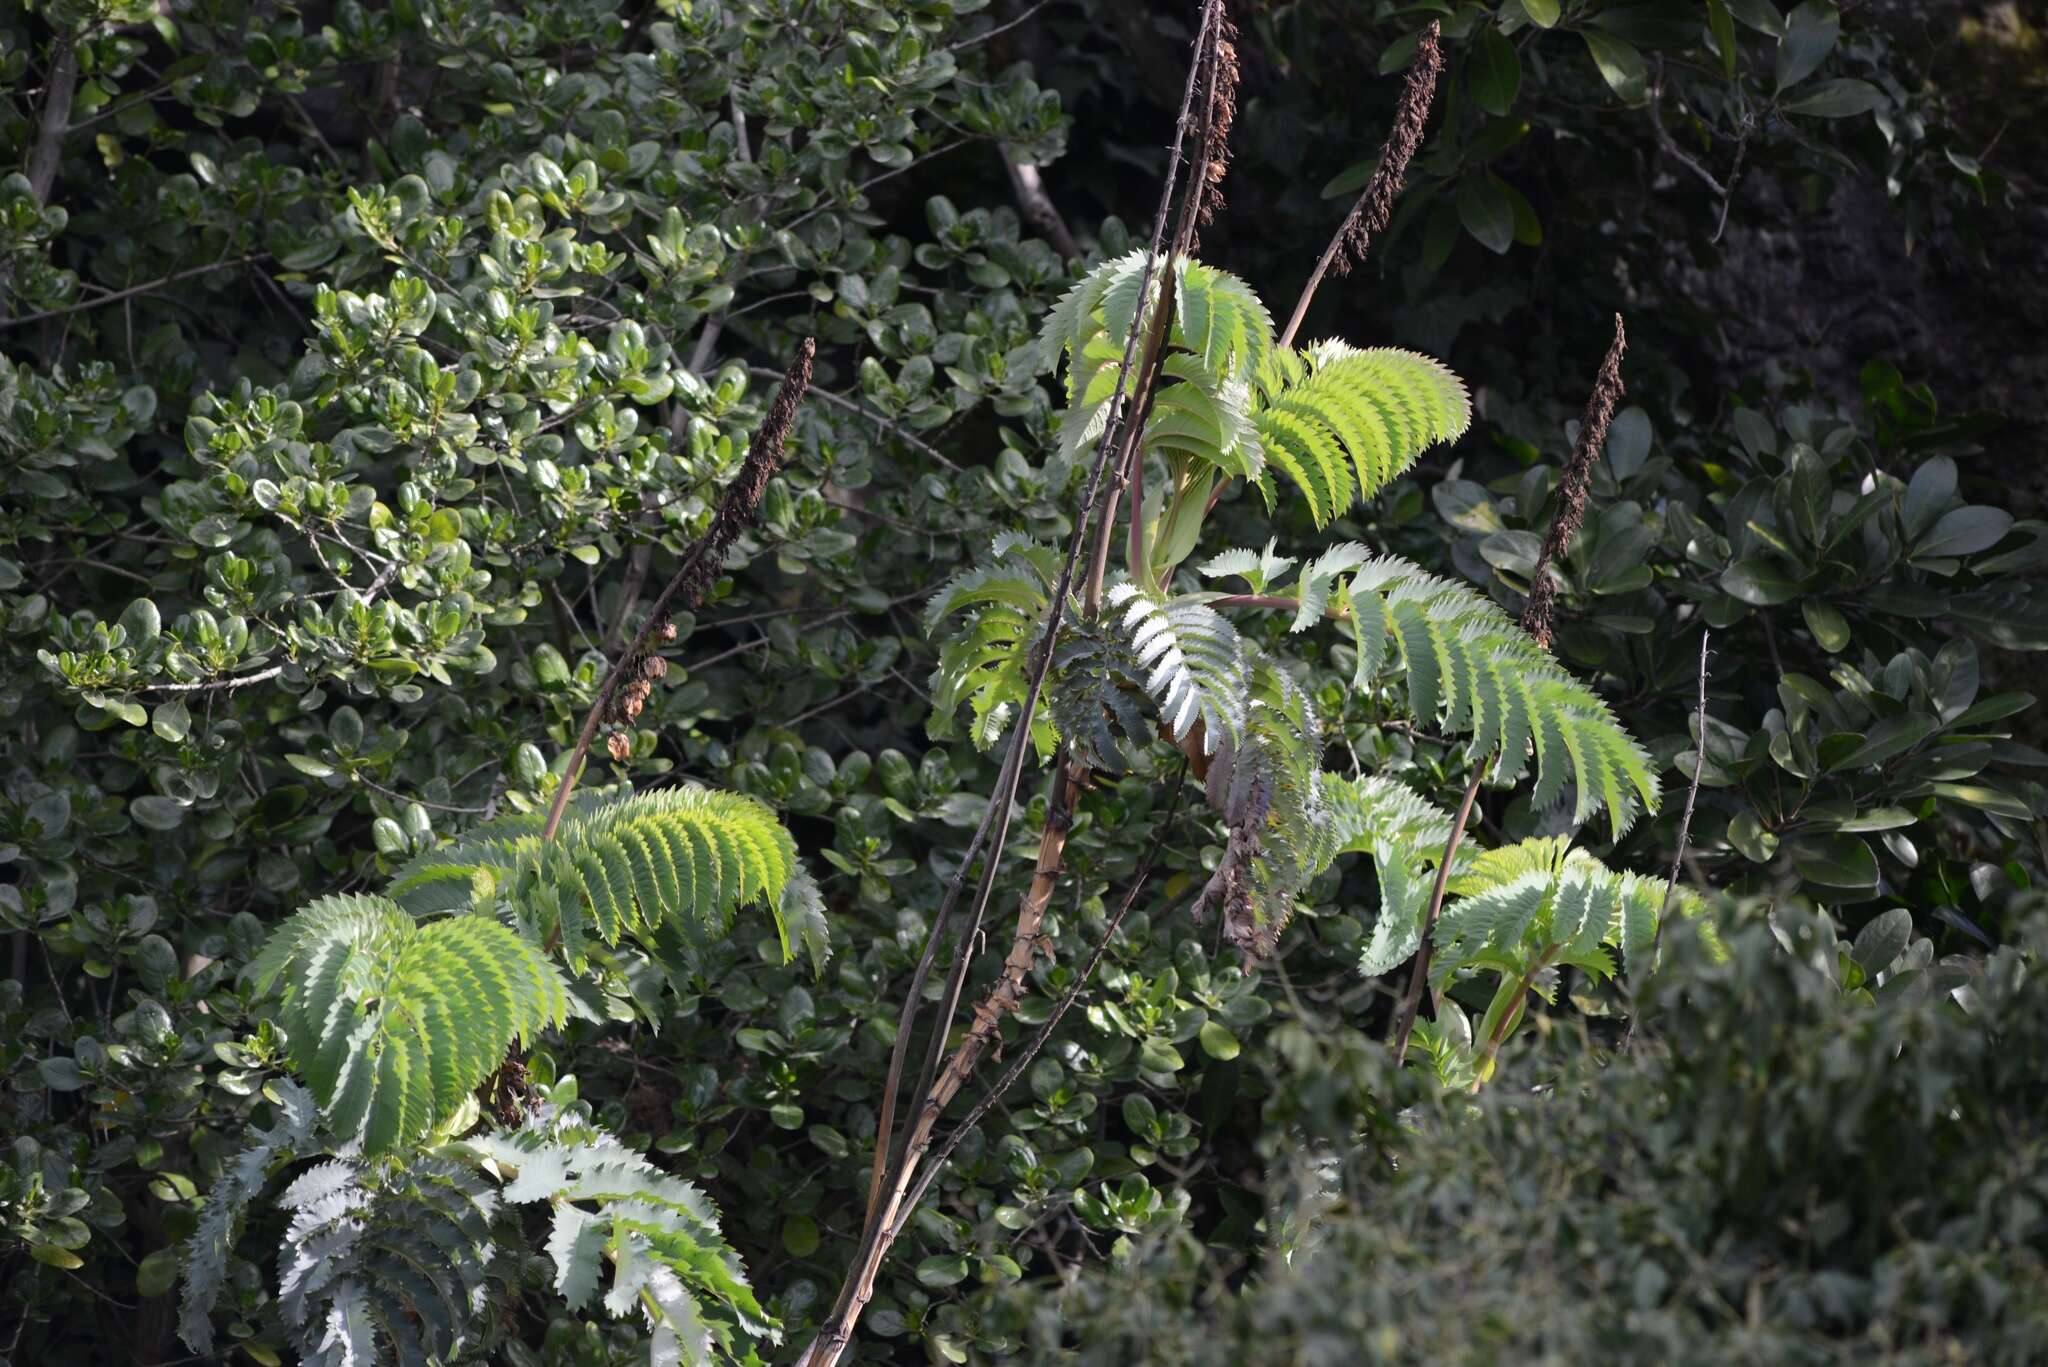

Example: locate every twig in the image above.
[281,90,345,169]
[688,91,755,374]
[908,0,1217,1189]
[1710,130,1748,245]
[749,371,962,474]
[133,664,285,694]
[943,0,1051,55]
[1647,72,1748,246]
[1086,1,1231,604]
[772,685,867,730]
[1645,76,1728,199]
[601,546,654,655]
[1001,152,1082,261]
[891,764,1189,1225]
[781,139,971,237]
[355,773,494,815]
[1621,627,1710,1050]
[62,78,175,133]
[0,256,264,330]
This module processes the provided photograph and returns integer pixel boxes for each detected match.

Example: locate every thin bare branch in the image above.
[601,545,654,655]
[688,91,755,374]
[752,371,962,474]
[1001,152,1082,261]
[1622,626,1711,1050]
[0,256,264,330]
[805,7,1226,1362]
[943,0,1052,55]
[133,664,286,695]
[893,763,1190,1225]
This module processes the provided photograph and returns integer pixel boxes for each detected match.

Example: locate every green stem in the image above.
[1475,948,1556,1089]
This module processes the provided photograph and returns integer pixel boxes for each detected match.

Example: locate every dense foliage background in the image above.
[2,0,2043,1362]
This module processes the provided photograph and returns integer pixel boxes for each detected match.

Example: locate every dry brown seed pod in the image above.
[606,731,632,762]
[657,620,678,643]
[620,695,644,721]
[642,655,668,680]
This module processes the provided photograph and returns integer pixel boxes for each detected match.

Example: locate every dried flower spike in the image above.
[1198,6,1241,227]
[1524,314,1627,650]
[542,336,814,845]
[1332,22,1443,278]
[1276,22,1444,349]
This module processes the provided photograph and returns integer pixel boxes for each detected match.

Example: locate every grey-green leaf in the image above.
[1917,506,2012,559]
[1721,558,1802,606]
[1775,1,1839,91]
[1456,177,1516,255]
[1851,907,1912,975]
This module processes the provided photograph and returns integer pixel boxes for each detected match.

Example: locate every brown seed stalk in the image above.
[1277,22,1443,349]
[1524,313,1627,649]
[1333,23,1442,277]
[1197,5,1241,227]
[540,337,814,851]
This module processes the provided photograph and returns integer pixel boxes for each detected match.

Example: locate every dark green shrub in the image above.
[999,901,2048,1365]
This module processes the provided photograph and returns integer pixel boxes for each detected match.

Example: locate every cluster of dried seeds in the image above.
[603,619,679,760]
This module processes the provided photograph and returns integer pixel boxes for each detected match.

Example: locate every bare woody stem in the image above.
[1002,152,1082,263]
[1089,0,1232,607]
[806,7,1228,1365]
[891,765,1190,1227]
[1388,314,1628,1065]
[0,255,264,331]
[1621,626,1711,1050]
[880,0,1220,1252]
[1,33,79,322]
[865,7,1215,1231]
[538,338,815,862]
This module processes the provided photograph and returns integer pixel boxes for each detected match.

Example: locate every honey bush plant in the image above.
[2,2,2045,1365]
